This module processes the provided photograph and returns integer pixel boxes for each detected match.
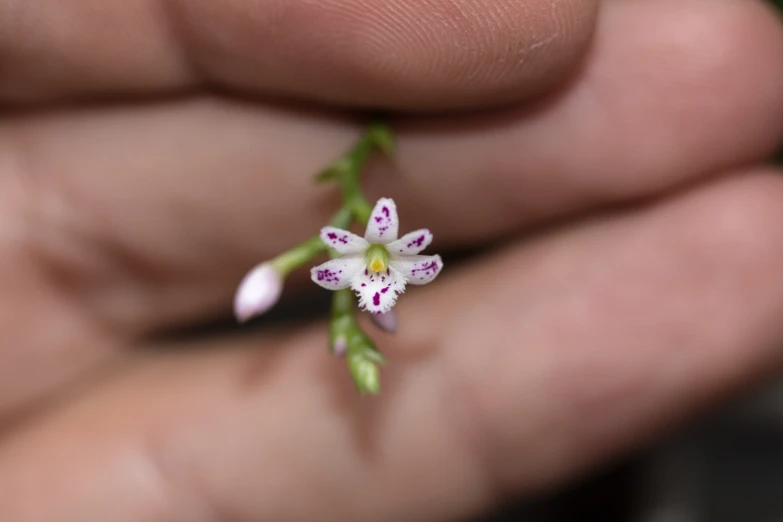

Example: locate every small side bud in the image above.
[234,263,283,322]
[332,335,347,357]
[370,310,397,333]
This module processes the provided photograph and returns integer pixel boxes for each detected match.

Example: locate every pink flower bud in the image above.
[332,335,347,357]
[370,310,397,333]
[234,263,283,322]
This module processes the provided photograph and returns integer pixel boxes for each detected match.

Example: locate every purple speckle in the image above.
[374,216,382,223]
[316,268,341,284]
[326,231,349,245]
[373,292,381,306]
[361,283,366,287]
[406,235,426,249]
[381,206,390,217]
[381,286,389,294]
[410,260,440,279]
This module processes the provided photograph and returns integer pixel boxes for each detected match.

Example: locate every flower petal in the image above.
[390,254,443,285]
[386,229,433,255]
[310,254,364,290]
[351,266,406,314]
[319,226,370,254]
[364,198,399,244]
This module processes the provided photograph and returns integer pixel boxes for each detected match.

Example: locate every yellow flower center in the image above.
[366,244,389,273]
[370,259,385,272]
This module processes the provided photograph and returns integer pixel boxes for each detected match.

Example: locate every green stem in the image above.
[318,120,392,225]
[330,288,386,395]
[273,120,390,277]
[322,120,394,394]
[336,138,374,225]
[264,120,396,394]
[271,207,353,276]
[246,120,392,396]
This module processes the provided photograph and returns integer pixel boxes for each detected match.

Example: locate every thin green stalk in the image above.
[329,288,386,394]
[318,120,393,225]
[241,120,393,395]
[318,120,394,394]
[270,207,352,275]
[270,120,394,393]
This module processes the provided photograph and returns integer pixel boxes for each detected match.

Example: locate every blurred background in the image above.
[481,2,783,520]
[481,379,783,522]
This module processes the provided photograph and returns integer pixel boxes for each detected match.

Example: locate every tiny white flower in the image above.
[234,262,283,322]
[310,198,443,314]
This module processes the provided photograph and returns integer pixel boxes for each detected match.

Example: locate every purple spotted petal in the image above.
[364,198,399,244]
[386,229,433,255]
[319,226,369,254]
[390,254,443,285]
[351,266,406,314]
[310,255,364,290]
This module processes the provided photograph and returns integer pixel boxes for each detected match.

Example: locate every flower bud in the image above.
[332,335,347,357]
[234,262,283,322]
[370,310,397,333]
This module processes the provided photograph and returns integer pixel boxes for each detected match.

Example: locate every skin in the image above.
[0,0,782,520]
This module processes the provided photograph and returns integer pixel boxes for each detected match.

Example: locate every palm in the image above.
[0,1,782,521]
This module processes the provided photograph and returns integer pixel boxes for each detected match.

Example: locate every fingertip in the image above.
[596,0,783,175]
[0,0,600,109]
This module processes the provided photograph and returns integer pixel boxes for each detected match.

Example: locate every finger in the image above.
[3,170,783,522]
[385,0,783,220]
[5,0,782,335]
[0,0,779,421]
[0,0,597,109]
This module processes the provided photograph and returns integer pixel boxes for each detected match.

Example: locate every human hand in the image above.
[0,0,782,520]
